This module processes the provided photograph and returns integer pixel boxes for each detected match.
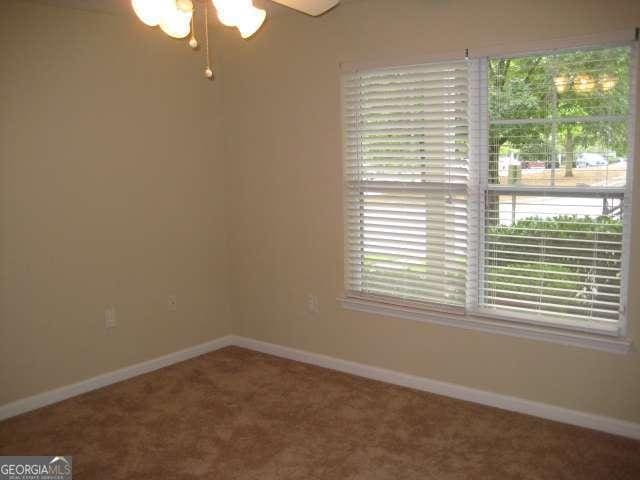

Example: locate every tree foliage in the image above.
[488,47,630,180]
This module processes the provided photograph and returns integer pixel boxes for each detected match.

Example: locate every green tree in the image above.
[489,46,630,181]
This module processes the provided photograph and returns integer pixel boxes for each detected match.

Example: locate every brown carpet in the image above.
[1,346,639,479]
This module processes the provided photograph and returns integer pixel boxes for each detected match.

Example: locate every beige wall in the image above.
[221,0,640,423]
[0,1,232,404]
[3,0,640,425]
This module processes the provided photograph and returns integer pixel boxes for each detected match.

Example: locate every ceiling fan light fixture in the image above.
[131,0,174,27]
[237,6,266,39]
[212,0,253,27]
[160,17,191,39]
[159,0,193,39]
[271,0,340,16]
[176,0,194,13]
[131,0,340,80]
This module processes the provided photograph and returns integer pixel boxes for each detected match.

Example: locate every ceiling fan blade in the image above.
[271,0,340,16]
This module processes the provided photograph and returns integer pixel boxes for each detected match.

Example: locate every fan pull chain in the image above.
[204,2,213,80]
[189,13,198,49]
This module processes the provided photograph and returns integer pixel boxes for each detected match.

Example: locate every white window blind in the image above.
[343,60,470,310]
[341,42,634,340]
[481,45,633,333]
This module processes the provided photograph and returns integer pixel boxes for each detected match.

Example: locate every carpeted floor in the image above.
[1,346,639,479]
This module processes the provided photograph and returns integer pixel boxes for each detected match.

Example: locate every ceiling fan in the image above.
[131,0,339,78]
[132,1,340,40]
[271,0,340,16]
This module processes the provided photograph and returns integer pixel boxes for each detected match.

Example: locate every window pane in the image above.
[490,123,553,186]
[484,194,623,324]
[554,48,631,118]
[490,46,630,121]
[490,56,552,120]
[485,45,631,330]
[488,46,631,190]
[346,188,467,306]
[343,60,470,309]
[490,120,628,187]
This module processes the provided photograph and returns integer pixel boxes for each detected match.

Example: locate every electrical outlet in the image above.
[306,293,319,315]
[105,306,117,329]
[168,294,177,311]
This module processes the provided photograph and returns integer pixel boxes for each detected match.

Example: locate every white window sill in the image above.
[339,296,633,354]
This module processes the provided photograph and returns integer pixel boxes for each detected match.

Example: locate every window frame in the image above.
[340,39,637,354]
[474,43,635,337]
[341,59,472,311]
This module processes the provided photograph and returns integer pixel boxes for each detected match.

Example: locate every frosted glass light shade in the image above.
[131,0,174,27]
[160,17,191,39]
[213,0,252,27]
[237,6,266,39]
[160,0,193,39]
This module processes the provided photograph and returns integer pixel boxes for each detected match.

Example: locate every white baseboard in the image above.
[231,335,640,440]
[2,333,639,440]
[0,335,234,421]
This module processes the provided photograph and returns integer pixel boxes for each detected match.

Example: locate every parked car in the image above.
[576,153,608,168]
[521,161,546,169]
[520,156,559,169]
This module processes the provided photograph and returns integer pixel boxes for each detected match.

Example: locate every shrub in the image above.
[485,214,622,319]
[485,262,586,314]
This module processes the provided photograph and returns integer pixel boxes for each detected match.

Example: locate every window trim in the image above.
[620,40,638,338]
[338,30,634,74]
[339,295,632,354]
[340,39,637,353]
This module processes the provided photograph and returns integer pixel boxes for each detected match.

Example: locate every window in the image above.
[343,60,471,312]
[342,43,635,342]
[482,46,632,334]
